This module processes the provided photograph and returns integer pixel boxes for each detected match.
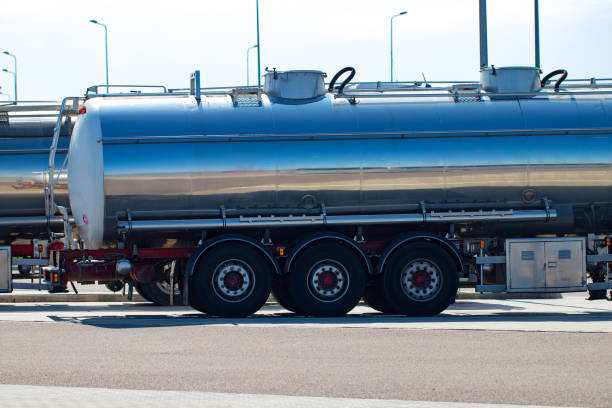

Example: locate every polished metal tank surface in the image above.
[0,121,69,241]
[68,89,612,245]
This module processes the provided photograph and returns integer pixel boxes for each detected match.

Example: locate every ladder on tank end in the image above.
[47,97,82,250]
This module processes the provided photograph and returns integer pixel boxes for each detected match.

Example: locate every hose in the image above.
[328,67,356,94]
[540,69,567,92]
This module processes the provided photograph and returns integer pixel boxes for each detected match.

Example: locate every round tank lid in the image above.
[480,66,542,95]
[263,69,327,100]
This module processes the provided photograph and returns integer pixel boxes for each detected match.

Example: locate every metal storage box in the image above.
[0,246,11,293]
[506,238,585,292]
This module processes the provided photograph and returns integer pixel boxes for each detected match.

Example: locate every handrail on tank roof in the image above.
[335,89,612,100]
[0,101,79,125]
[0,100,68,111]
[78,76,612,101]
[85,84,167,98]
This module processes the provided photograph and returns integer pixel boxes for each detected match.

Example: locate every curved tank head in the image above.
[67,99,105,249]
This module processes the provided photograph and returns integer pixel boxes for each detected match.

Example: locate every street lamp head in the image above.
[2,51,9,55]
[2,69,8,72]
[90,19,98,24]
[399,11,407,15]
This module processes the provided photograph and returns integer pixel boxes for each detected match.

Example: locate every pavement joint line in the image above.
[0,384,582,408]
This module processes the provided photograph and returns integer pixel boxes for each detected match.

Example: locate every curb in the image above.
[455,292,563,300]
[0,293,147,303]
[0,291,563,304]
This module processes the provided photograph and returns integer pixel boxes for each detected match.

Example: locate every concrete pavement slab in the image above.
[0,296,609,332]
[0,384,580,408]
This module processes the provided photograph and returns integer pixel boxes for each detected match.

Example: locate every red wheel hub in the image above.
[225,272,242,289]
[319,271,337,290]
[412,269,431,289]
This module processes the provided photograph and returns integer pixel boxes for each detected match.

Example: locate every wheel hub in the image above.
[400,259,442,302]
[308,260,349,302]
[212,260,254,302]
[411,269,432,289]
[319,271,338,290]
[224,271,244,290]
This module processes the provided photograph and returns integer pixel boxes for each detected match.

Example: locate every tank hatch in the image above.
[263,69,327,100]
[480,66,541,94]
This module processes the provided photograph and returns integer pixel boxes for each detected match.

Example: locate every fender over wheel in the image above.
[287,243,365,317]
[382,242,458,316]
[189,243,272,317]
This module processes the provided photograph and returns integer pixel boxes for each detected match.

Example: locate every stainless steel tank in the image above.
[0,120,70,242]
[67,70,612,248]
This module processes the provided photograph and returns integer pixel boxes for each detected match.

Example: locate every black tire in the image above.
[271,275,304,314]
[189,243,272,317]
[134,262,184,306]
[135,281,184,306]
[363,275,397,314]
[287,243,365,317]
[135,283,154,302]
[383,243,458,316]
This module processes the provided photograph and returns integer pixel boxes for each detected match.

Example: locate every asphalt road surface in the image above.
[0,296,610,408]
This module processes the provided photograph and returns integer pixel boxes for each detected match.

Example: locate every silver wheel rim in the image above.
[307,259,349,302]
[400,258,443,302]
[211,259,255,303]
[155,264,180,297]
[155,280,180,296]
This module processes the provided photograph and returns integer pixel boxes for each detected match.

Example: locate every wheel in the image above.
[287,243,365,317]
[135,283,153,302]
[271,274,304,314]
[134,262,184,306]
[189,243,272,317]
[17,265,31,275]
[363,275,397,314]
[135,281,184,306]
[382,243,458,316]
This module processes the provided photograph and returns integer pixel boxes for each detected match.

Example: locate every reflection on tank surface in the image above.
[0,119,71,239]
[59,85,611,245]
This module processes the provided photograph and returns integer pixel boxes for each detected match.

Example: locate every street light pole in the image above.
[89,20,109,93]
[479,0,488,68]
[246,44,258,86]
[1,69,16,102]
[534,0,540,68]
[390,11,407,82]
[256,0,261,88]
[2,51,17,102]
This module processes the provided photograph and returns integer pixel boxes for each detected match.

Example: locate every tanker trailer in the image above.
[0,114,71,242]
[0,104,73,287]
[57,67,612,317]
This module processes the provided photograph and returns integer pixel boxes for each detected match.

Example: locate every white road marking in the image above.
[0,297,610,332]
[0,384,580,408]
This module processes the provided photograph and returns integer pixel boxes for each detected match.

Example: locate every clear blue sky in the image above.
[1,0,610,101]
